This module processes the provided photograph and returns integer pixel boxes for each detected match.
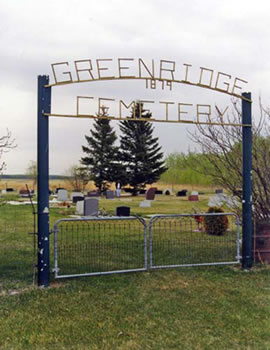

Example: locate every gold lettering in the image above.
[198,67,214,87]
[197,104,211,123]
[138,100,155,118]
[96,59,114,79]
[51,62,73,84]
[215,105,229,124]
[118,58,135,78]
[160,101,175,121]
[215,72,231,92]
[183,63,192,82]
[74,60,94,81]
[119,100,136,118]
[76,96,94,115]
[178,103,193,122]
[159,60,175,80]
[138,58,155,78]
[232,77,248,95]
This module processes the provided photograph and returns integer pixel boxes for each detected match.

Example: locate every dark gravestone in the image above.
[146,187,157,200]
[165,190,171,195]
[87,190,100,197]
[123,188,133,193]
[139,189,146,195]
[116,206,130,217]
[233,189,242,198]
[155,190,163,195]
[188,195,199,201]
[177,190,188,197]
[73,195,84,204]
[84,198,99,216]
[106,190,115,199]
[6,188,14,192]
[19,189,32,198]
[215,189,223,194]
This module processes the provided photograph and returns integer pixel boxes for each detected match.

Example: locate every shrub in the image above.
[203,207,229,236]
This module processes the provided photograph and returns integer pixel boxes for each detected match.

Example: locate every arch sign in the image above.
[37,57,252,287]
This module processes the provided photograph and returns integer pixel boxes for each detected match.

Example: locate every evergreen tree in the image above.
[120,102,167,195]
[81,109,123,193]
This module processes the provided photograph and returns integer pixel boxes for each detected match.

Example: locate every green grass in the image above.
[0,267,270,349]
[0,192,269,349]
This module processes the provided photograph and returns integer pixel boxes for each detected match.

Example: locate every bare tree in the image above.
[0,129,16,173]
[25,160,37,189]
[64,165,90,191]
[187,100,270,221]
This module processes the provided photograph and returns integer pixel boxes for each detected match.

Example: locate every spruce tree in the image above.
[81,109,122,193]
[120,102,167,195]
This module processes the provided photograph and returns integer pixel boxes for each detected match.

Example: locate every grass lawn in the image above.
[0,189,269,349]
[0,266,270,349]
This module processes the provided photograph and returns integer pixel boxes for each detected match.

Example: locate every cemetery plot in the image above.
[149,213,240,269]
[53,217,147,278]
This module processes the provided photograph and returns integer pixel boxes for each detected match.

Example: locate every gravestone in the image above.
[87,190,100,197]
[139,189,146,195]
[73,196,84,204]
[106,190,115,199]
[146,187,157,200]
[116,206,130,217]
[215,189,223,194]
[1,189,6,194]
[188,195,199,201]
[19,189,31,198]
[84,198,99,216]
[70,192,84,201]
[191,191,199,196]
[57,189,68,201]
[6,188,14,192]
[140,200,151,207]
[164,188,172,196]
[56,187,65,193]
[76,200,84,215]
[177,190,188,197]
[155,190,163,195]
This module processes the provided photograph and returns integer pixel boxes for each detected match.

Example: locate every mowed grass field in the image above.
[0,180,269,349]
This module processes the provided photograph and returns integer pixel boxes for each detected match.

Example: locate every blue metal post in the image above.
[37,75,51,287]
[242,92,252,269]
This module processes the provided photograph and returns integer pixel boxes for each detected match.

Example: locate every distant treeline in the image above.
[161,152,215,186]
[1,175,68,180]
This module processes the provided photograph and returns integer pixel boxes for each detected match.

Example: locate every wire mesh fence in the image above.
[53,217,147,278]
[0,201,36,287]
[149,213,240,269]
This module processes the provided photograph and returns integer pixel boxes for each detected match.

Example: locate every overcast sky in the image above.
[1,0,270,174]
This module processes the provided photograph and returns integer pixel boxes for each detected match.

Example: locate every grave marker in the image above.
[57,189,68,201]
[106,190,115,199]
[116,206,130,216]
[146,187,157,200]
[84,198,99,216]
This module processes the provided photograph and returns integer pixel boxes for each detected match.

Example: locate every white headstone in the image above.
[76,200,84,215]
[57,189,68,201]
[1,189,6,194]
[191,191,199,196]
[139,200,151,208]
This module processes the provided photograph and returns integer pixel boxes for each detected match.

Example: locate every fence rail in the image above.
[53,216,147,279]
[149,213,240,269]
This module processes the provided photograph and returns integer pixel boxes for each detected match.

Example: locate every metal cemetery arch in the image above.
[37,60,252,287]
